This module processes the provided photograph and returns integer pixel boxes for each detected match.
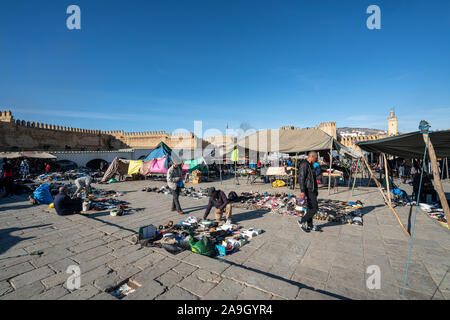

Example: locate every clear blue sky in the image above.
[1,0,449,136]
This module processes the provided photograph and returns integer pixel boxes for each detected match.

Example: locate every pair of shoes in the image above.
[225,220,232,225]
[297,220,310,233]
[178,211,185,215]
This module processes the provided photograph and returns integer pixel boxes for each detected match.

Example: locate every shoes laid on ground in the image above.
[309,225,322,232]
[297,220,310,233]
[225,220,232,225]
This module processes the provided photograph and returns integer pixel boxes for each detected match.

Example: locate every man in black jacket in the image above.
[203,187,232,224]
[297,151,321,232]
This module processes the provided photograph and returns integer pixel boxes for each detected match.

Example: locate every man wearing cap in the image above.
[167,161,184,214]
[203,187,232,224]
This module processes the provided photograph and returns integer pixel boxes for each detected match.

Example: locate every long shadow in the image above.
[215,257,350,300]
[407,203,413,234]
[360,204,385,216]
[230,209,271,224]
[81,211,137,234]
[0,204,34,212]
[0,224,52,255]
[183,205,208,215]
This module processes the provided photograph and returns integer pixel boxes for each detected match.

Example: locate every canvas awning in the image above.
[221,128,352,157]
[356,130,450,158]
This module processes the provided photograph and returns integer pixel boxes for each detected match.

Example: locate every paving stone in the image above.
[69,239,105,253]
[122,280,165,300]
[178,270,220,298]
[93,272,123,291]
[78,265,113,287]
[41,272,70,289]
[89,292,119,300]
[0,281,45,300]
[236,286,272,300]
[0,280,13,296]
[182,253,231,274]
[59,284,100,300]
[0,261,35,281]
[203,278,245,300]
[10,266,55,289]
[131,257,180,285]
[33,286,70,300]
[156,270,184,288]
[157,285,199,300]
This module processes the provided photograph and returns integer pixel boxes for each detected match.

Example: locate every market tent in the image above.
[184,157,209,175]
[141,142,183,174]
[143,142,182,163]
[0,152,56,159]
[356,130,450,158]
[101,157,130,182]
[223,128,342,155]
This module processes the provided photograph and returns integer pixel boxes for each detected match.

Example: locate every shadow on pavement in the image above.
[0,224,51,255]
[215,257,350,300]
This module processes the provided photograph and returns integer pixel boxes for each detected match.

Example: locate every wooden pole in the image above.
[360,150,410,237]
[328,145,333,195]
[383,153,392,206]
[423,134,450,229]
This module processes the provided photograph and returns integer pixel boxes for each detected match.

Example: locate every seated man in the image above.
[74,176,93,197]
[203,187,232,224]
[54,186,83,216]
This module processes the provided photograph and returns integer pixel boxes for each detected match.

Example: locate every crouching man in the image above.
[74,176,93,198]
[203,187,232,225]
[54,186,82,216]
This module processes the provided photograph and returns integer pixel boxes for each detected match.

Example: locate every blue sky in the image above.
[1,0,449,136]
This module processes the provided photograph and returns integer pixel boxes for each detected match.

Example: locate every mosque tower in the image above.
[387,109,398,135]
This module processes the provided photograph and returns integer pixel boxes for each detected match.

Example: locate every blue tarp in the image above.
[33,184,53,205]
[143,142,182,168]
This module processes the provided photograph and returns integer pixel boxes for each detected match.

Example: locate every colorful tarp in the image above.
[128,160,143,175]
[150,157,168,174]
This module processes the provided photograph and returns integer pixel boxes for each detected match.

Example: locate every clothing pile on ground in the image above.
[231,191,364,225]
[418,203,448,228]
[79,188,130,213]
[142,186,210,199]
[135,217,263,257]
[36,168,102,182]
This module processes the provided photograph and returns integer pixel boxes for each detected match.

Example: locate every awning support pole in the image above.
[383,153,392,206]
[423,134,450,229]
[360,150,410,237]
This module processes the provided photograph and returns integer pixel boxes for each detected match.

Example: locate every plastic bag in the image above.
[272,180,286,188]
[189,233,217,257]
[33,184,53,205]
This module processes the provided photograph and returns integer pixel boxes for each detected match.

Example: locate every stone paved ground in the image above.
[0,177,449,300]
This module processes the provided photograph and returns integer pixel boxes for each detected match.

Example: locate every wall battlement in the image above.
[0,110,202,152]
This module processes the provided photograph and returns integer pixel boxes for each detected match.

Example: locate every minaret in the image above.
[387,109,398,135]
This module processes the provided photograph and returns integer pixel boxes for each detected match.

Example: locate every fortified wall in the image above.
[0,110,206,152]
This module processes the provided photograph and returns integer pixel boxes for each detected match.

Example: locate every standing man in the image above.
[167,161,184,215]
[297,151,321,232]
[74,175,93,197]
[203,187,232,224]
[3,160,14,197]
